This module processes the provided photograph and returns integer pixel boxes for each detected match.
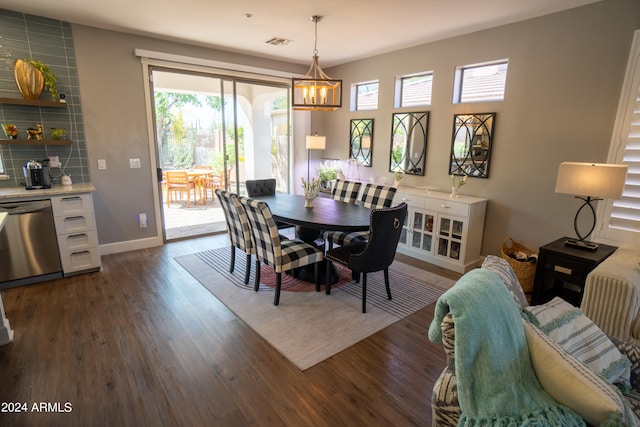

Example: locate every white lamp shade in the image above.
[555,162,627,199]
[306,135,326,150]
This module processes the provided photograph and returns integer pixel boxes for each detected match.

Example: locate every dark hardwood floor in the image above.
[0,233,460,427]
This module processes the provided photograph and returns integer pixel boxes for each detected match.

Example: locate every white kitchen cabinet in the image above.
[51,193,101,275]
[395,188,487,273]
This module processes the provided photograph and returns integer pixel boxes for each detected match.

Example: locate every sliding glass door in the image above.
[149,67,290,240]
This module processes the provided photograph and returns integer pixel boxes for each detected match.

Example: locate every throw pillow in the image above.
[523,297,631,390]
[481,255,529,308]
[523,320,640,427]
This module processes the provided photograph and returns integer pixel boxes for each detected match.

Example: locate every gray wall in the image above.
[71,26,305,249]
[17,0,639,255]
[319,0,640,255]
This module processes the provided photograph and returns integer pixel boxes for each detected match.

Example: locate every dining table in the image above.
[254,193,372,283]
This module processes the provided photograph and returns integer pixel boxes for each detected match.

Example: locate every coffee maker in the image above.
[23,159,52,190]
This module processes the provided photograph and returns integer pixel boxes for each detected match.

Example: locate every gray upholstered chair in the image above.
[215,189,253,284]
[326,183,397,250]
[239,197,324,306]
[331,179,361,204]
[325,203,407,313]
[245,178,276,197]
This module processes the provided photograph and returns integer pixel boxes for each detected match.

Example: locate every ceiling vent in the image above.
[265,37,292,46]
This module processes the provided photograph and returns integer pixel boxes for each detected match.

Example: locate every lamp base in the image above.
[564,238,599,252]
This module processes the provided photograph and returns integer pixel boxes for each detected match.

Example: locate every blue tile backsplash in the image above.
[0,9,89,187]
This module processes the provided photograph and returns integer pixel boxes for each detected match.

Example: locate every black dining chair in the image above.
[239,197,324,306]
[325,202,407,313]
[245,178,277,197]
[215,189,253,284]
[331,179,362,204]
[325,183,397,251]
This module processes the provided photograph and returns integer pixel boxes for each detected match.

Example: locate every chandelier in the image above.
[292,16,342,111]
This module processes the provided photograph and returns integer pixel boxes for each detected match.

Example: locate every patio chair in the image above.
[215,189,253,284]
[165,170,196,207]
[325,183,397,250]
[325,203,407,313]
[331,179,361,204]
[239,197,324,306]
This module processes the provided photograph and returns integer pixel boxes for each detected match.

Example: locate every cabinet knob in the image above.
[440,204,451,209]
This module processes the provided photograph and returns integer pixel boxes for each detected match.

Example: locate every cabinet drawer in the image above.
[60,247,101,275]
[543,254,591,283]
[57,231,99,253]
[51,194,92,216]
[397,194,425,209]
[54,212,95,234]
[425,198,469,217]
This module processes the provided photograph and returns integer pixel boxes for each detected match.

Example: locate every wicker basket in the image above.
[501,237,537,294]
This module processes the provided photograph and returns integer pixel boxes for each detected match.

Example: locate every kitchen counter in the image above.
[0,210,14,346]
[0,183,96,202]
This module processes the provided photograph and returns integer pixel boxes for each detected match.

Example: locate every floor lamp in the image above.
[305,133,326,181]
[555,162,627,251]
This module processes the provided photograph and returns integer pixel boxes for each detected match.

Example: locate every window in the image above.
[453,60,508,103]
[396,72,433,107]
[597,30,640,246]
[351,81,379,111]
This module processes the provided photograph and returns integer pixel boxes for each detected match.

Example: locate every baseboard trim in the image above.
[99,236,163,255]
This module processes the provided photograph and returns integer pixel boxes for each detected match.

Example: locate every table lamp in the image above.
[555,162,627,251]
[305,133,326,181]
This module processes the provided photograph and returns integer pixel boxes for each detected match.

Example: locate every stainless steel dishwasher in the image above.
[0,199,63,289]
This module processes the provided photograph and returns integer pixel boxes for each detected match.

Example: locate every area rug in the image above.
[175,246,455,370]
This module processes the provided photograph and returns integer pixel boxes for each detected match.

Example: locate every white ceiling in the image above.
[2,0,601,67]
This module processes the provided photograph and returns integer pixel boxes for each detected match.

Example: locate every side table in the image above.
[531,237,617,306]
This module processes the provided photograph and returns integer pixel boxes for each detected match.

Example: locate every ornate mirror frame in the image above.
[389,112,428,176]
[349,119,374,167]
[449,113,496,178]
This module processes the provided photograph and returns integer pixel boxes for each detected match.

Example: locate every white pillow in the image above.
[523,320,639,426]
[523,296,631,389]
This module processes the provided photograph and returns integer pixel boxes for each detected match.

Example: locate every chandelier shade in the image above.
[292,16,342,111]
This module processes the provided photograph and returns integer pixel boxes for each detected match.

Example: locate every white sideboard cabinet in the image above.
[395,188,487,273]
[51,193,102,275]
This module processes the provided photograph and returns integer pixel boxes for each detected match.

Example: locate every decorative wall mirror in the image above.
[389,112,428,175]
[449,113,496,178]
[349,118,373,167]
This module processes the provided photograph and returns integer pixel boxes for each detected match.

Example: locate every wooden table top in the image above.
[254,194,371,232]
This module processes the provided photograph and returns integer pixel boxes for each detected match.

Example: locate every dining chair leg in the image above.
[229,246,236,273]
[274,272,282,306]
[254,260,261,291]
[384,268,392,300]
[244,254,251,285]
[315,263,320,292]
[362,273,368,313]
[325,260,332,295]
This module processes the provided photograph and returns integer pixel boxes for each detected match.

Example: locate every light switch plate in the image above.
[98,159,107,170]
[129,158,141,169]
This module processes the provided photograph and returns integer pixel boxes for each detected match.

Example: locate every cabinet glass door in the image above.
[410,210,434,252]
[437,216,464,260]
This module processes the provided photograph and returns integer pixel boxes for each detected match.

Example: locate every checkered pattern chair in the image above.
[325,184,397,250]
[215,189,253,284]
[325,203,407,313]
[331,179,362,204]
[239,197,324,306]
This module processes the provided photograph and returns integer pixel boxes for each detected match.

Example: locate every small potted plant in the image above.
[2,124,18,139]
[50,128,66,140]
[24,58,58,100]
[301,176,320,207]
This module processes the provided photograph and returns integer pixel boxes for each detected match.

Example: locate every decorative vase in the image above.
[394,179,401,189]
[304,191,317,208]
[450,187,459,198]
[14,59,44,100]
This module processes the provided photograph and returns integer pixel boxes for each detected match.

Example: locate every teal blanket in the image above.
[428,269,584,427]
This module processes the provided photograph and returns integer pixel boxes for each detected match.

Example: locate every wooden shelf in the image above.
[0,139,71,146]
[0,97,66,108]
